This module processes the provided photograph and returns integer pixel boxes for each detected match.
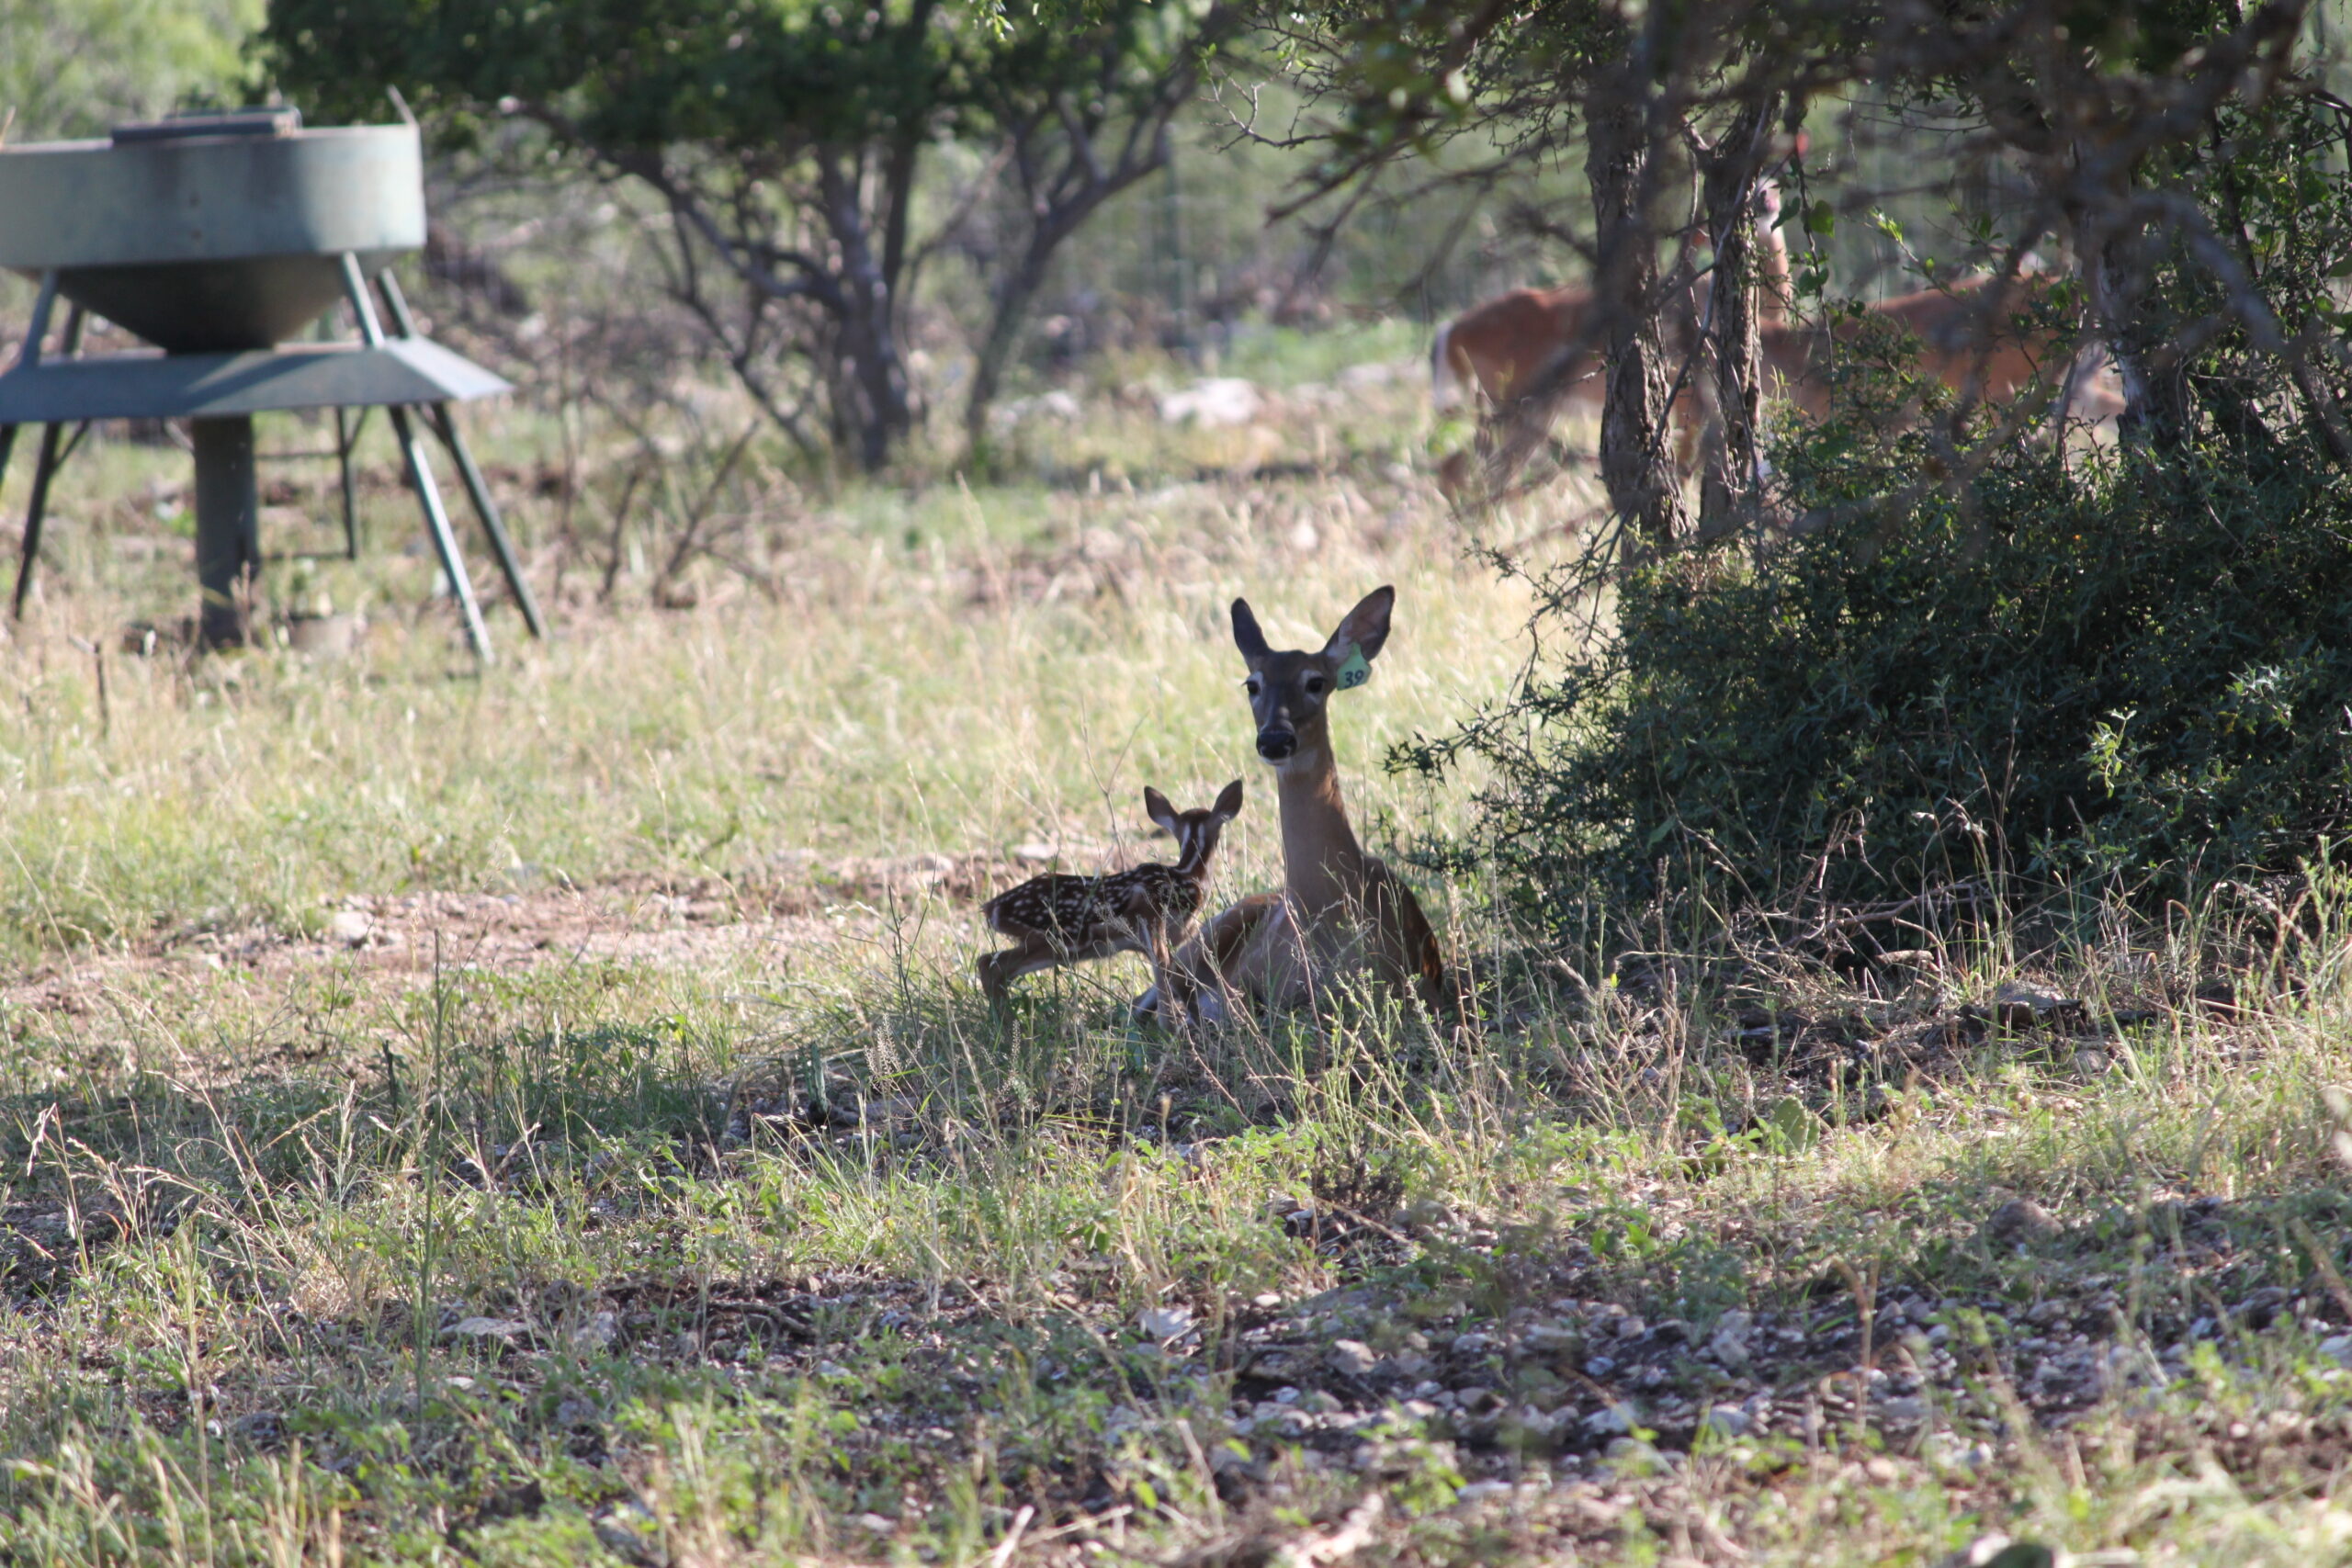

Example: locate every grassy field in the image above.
[0,337,2350,1566]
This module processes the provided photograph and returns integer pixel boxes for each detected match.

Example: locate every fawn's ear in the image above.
[1213,779,1245,821]
[1143,787,1181,836]
[1320,585,1394,676]
[1231,598,1272,664]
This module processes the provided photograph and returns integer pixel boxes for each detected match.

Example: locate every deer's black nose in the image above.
[1257,728,1296,761]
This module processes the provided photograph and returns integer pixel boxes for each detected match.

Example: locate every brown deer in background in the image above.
[1758,269,2125,423]
[1433,179,1796,501]
[1433,174,2123,502]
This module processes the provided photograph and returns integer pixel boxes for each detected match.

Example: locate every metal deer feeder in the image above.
[0,108,542,656]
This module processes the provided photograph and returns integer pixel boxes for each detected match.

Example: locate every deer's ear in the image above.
[1321,585,1394,667]
[1214,779,1245,821]
[1143,787,1180,836]
[1231,598,1272,663]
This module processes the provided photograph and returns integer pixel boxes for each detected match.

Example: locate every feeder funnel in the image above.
[0,110,424,352]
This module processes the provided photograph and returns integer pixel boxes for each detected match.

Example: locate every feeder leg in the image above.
[341,251,492,664]
[12,423,65,619]
[427,404,546,639]
[389,406,492,663]
[5,284,59,506]
[334,407,360,559]
[374,269,543,641]
[192,417,262,648]
[12,299,84,620]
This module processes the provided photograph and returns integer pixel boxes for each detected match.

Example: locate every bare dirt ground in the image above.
[0,845,1130,1024]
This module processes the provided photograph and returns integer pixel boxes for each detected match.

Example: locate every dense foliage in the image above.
[1405,77,2352,927]
[1416,420,2352,921]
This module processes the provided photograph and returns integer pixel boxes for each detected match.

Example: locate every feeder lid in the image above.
[111,107,303,143]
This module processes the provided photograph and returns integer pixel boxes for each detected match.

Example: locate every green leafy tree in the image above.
[262,0,1237,468]
[0,0,262,141]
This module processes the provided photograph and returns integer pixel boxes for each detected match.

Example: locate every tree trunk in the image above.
[961,152,1167,456]
[2093,220,2190,457]
[964,230,1060,457]
[820,152,917,472]
[1695,99,1776,547]
[960,91,1202,457]
[1585,80,1687,558]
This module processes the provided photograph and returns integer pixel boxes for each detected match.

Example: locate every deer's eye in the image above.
[1244,677,1261,696]
[1304,675,1327,695]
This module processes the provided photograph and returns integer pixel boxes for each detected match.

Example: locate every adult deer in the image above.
[1149,586,1450,1020]
[1433,181,1795,500]
[1758,270,2124,423]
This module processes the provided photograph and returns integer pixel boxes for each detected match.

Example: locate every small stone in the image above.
[442,1316,527,1341]
[1582,1403,1636,1438]
[2319,1333,2352,1364]
[1935,1537,2055,1568]
[1452,1330,1495,1354]
[1137,1305,1194,1341]
[1700,1404,1751,1439]
[1456,1480,1511,1503]
[1208,1444,1255,1475]
[1584,1355,1616,1378]
[2232,1286,2290,1330]
[1984,1199,2062,1244]
[1329,1339,1378,1376]
[1877,1395,1928,1422]
[1706,1310,1754,1369]
[328,908,372,947]
[1523,1322,1579,1352]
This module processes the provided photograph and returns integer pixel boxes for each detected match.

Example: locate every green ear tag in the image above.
[1335,646,1371,690]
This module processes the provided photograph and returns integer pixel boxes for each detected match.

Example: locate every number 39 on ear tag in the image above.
[1335,647,1371,690]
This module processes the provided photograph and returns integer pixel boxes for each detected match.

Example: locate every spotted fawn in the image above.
[978,780,1245,1006]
